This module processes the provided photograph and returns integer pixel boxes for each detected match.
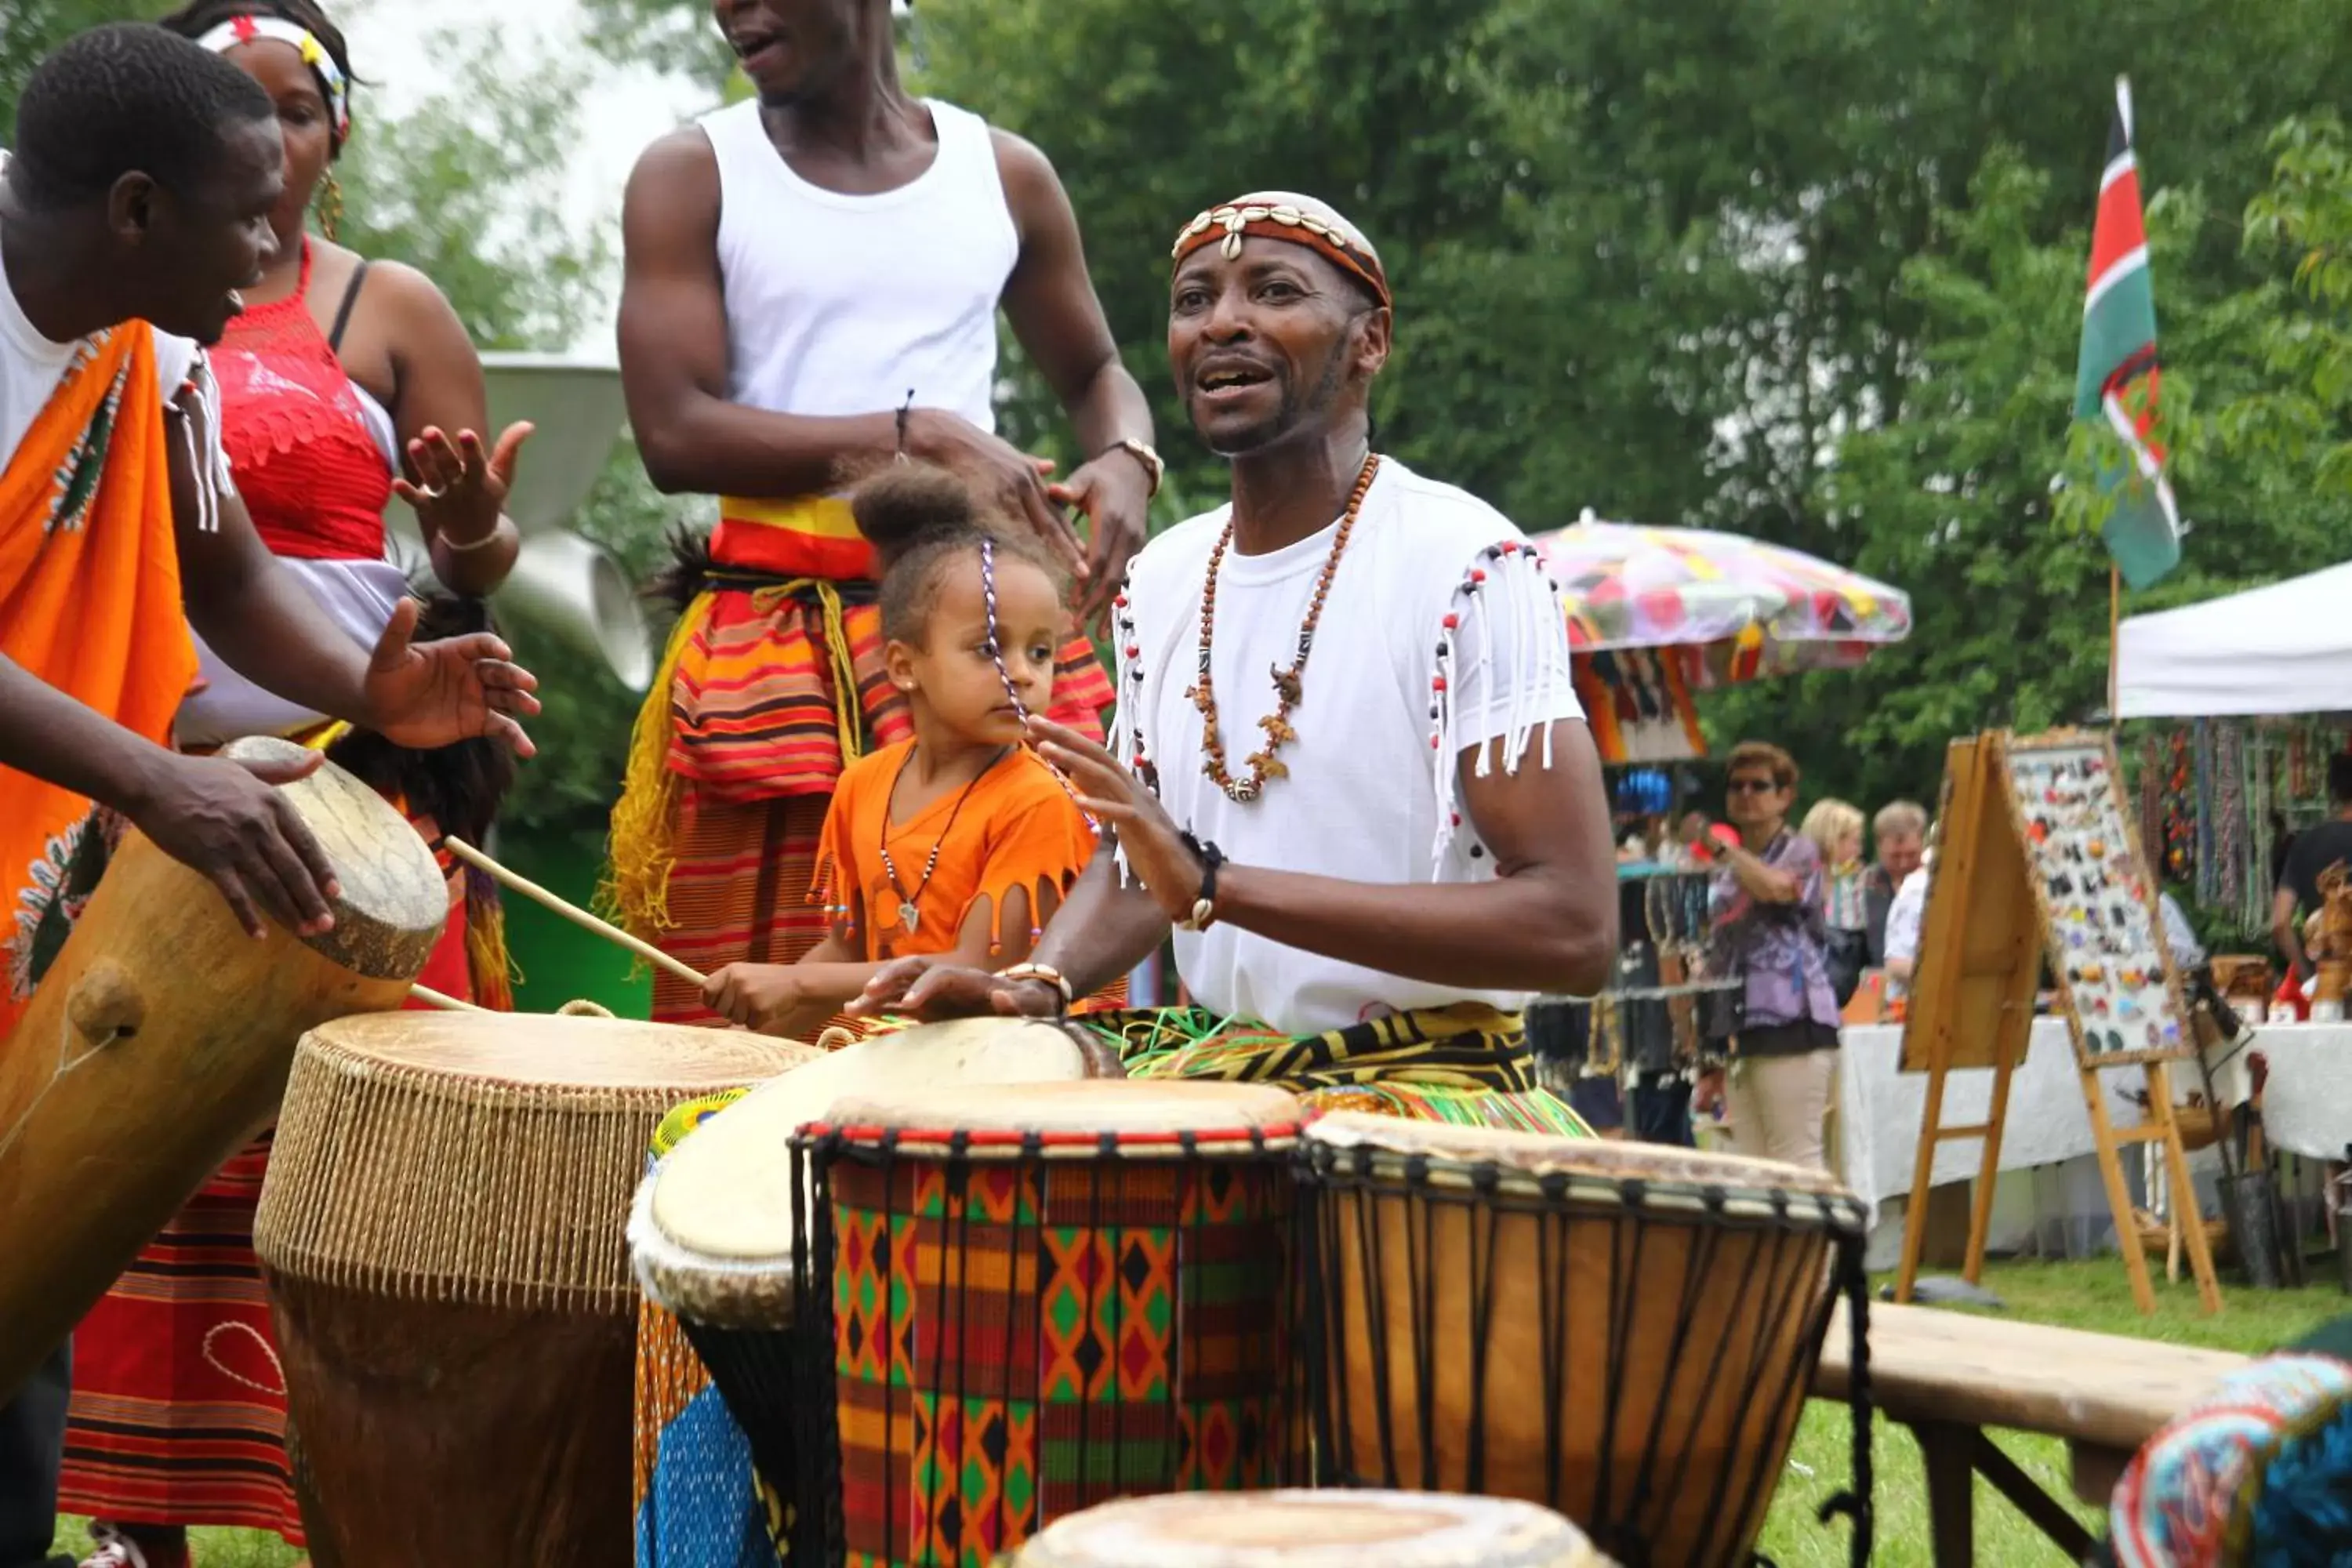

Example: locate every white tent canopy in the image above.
[2114,561,2352,718]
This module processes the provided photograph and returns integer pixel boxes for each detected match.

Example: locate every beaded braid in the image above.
[1428,538,1574,871]
[978,535,1101,840]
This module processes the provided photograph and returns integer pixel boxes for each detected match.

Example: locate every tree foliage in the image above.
[575,0,2352,816]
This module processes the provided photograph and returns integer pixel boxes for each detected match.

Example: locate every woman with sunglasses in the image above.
[1708,740,1843,1171]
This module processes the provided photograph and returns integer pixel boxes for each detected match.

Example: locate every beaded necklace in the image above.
[877,744,1011,935]
[1189,452,1380,803]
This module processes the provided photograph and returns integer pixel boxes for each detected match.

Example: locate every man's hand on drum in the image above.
[360,597,542,757]
[849,957,1058,1021]
[131,746,343,941]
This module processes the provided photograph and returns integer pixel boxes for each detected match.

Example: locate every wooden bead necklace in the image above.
[1189,452,1380,803]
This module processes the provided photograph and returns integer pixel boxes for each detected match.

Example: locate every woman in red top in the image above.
[60,5,530,1563]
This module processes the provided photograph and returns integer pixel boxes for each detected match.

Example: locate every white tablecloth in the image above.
[1839,1021,2352,1210]
[2205,1023,2352,1163]
[1838,1022,2147,1211]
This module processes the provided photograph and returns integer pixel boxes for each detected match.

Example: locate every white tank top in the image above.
[699,97,1018,434]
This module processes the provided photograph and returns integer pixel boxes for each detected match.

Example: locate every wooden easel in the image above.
[1894,729,2220,1316]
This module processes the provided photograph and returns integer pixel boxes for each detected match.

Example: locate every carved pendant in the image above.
[898,901,922,935]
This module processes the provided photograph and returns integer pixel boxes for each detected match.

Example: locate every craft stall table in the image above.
[2200,1022,2352,1162]
[1812,1302,2245,1566]
[1838,1022,2145,1258]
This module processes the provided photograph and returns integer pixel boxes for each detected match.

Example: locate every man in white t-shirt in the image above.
[0,26,542,1566]
[858,192,1617,1131]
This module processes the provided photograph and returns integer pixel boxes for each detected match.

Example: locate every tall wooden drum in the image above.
[253,1011,813,1567]
[0,735,445,1397]
[1295,1113,1871,1568]
[792,1080,1304,1567]
[1007,1490,1606,1568]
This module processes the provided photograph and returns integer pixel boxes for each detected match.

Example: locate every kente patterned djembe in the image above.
[1294,1112,1874,1568]
[630,1018,1103,1563]
[788,1080,1302,1568]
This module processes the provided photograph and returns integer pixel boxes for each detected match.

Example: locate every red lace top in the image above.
[212,242,394,561]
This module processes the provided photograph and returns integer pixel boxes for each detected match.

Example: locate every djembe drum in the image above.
[790,1080,1303,1567]
[252,1011,814,1566]
[1295,1112,1871,1568]
[1007,1490,1606,1567]
[630,1017,1105,1561]
[0,735,445,1396]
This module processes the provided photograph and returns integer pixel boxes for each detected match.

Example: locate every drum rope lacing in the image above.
[787,1116,1298,1563]
[1295,1141,1875,1568]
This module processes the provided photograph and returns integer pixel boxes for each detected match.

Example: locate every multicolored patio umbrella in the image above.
[1530,511,1913,764]
[1534,512,1912,683]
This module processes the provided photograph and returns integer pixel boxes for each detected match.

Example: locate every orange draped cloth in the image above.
[0,324,194,1033]
[812,739,1099,963]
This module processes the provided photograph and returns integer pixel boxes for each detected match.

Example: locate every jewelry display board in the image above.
[2000,731,2192,1065]
[1896,729,2219,1316]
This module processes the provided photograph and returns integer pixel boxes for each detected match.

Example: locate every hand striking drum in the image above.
[0,736,446,1399]
[252,1010,812,1567]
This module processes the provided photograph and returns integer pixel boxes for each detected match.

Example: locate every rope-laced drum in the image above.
[1295,1112,1874,1568]
[789,1079,1304,1567]
[629,1017,1103,1562]
[1005,1489,1607,1568]
[0,735,445,1397]
[252,1011,811,1566]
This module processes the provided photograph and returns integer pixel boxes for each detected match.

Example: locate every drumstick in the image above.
[441,837,710,991]
[410,983,486,1013]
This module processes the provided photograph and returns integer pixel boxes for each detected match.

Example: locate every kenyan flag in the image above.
[2074,76,2181,590]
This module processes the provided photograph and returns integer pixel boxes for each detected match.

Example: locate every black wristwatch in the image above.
[1177,833,1225,932]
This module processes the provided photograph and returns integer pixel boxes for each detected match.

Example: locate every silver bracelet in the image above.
[439,521,506,554]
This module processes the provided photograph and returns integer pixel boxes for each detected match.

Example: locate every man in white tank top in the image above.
[607,0,1160,1025]
[856,193,1621,1134]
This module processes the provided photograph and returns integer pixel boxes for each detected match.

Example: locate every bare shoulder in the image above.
[348,256,466,337]
[630,126,720,203]
[623,126,721,249]
[989,126,1069,229]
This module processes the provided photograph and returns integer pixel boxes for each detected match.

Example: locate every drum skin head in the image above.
[1008,1489,1604,1567]
[303,1010,807,1091]
[1304,1109,1853,1198]
[820,1077,1302,1142]
[222,735,446,978]
[644,1016,1094,1267]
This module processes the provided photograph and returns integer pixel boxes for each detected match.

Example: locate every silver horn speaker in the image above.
[386,352,653,688]
[495,529,654,692]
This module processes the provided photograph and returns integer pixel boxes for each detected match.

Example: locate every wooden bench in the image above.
[1812,1301,2245,1565]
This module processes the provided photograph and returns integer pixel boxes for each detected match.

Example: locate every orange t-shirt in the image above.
[811,739,1101,964]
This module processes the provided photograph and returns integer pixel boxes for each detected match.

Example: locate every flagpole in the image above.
[2108,564,2122,719]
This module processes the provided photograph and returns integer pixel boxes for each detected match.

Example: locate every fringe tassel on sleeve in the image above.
[1428,539,1574,873]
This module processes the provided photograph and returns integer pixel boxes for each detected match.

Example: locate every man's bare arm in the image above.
[1205,721,1618,996]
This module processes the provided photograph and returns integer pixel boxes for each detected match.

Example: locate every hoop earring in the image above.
[316,169,343,243]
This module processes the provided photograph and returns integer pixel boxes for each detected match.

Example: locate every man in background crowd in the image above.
[2272,753,2352,982]
[1865,799,1928,964]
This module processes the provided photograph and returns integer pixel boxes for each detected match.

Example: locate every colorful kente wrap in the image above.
[809,1125,1296,1566]
[1075,1004,1595,1137]
[1170,192,1390,311]
[634,1089,789,1568]
[2108,1320,2352,1568]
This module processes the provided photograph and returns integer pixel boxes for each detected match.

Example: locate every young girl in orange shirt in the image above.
[700,464,1100,1039]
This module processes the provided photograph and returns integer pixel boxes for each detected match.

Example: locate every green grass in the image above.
[73,1258,2348,1568]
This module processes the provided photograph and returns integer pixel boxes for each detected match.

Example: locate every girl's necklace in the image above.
[877,745,1010,935]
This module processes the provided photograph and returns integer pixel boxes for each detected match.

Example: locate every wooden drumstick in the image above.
[441,837,710,991]
[410,983,486,1013]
